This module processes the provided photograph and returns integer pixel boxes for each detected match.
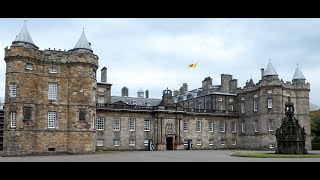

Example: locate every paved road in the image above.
[1,150,320,162]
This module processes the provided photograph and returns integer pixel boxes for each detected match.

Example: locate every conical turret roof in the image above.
[292,65,306,80]
[72,29,93,52]
[13,20,36,46]
[264,62,278,76]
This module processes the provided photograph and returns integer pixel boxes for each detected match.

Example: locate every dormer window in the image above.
[25,63,33,70]
[131,101,137,106]
[49,67,58,74]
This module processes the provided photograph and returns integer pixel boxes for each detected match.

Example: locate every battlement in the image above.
[5,46,98,67]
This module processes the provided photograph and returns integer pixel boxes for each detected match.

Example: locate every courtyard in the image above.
[1,150,320,162]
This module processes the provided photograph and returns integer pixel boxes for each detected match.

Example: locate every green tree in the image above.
[311,110,320,143]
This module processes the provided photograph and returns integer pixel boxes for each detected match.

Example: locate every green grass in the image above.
[231,152,320,158]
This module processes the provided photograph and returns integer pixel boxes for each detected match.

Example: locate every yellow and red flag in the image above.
[188,61,198,68]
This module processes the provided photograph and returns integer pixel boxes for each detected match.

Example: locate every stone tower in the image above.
[2,21,98,156]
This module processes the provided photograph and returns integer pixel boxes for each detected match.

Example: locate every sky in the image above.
[0,18,319,105]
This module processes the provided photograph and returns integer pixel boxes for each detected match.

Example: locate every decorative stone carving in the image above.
[165,120,175,135]
[276,96,307,154]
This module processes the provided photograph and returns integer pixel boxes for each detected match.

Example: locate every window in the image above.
[196,139,202,146]
[184,139,189,146]
[26,63,33,70]
[209,121,214,132]
[254,120,259,132]
[131,101,137,105]
[241,103,245,113]
[183,120,189,132]
[232,139,237,145]
[10,111,16,128]
[220,139,225,146]
[241,122,246,133]
[254,94,258,98]
[113,119,120,131]
[49,67,58,74]
[145,101,151,107]
[218,104,223,111]
[48,111,56,128]
[79,109,86,121]
[220,121,225,132]
[129,139,136,146]
[229,98,234,103]
[228,105,234,112]
[97,140,103,147]
[268,120,274,132]
[217,97,223,102]
[209,139,214,146]
[93,70,96,79]
[241,97,245,101]
[144,120,150,131]
[9,84,17,97]
[129,118,136,131]
[267,89,273,94]
[23,107,32,120]
[231,122,236,133]
[196,121,202,132]
[98,96,104,104]
[267,99,273,109]
[98,88,105,92]
[144,140,149,146]
[97,117,104,130]
[48,83,57,100]
[253,100,258,112]
[113,139,120,146]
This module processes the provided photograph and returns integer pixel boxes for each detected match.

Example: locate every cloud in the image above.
[0,18,320,105]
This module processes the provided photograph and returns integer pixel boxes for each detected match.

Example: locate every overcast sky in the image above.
[0,18,319,105]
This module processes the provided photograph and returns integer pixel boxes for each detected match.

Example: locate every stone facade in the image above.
[2,22,312,156]
[2,25,98,156]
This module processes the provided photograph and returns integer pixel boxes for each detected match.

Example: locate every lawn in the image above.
[231,152,320,158]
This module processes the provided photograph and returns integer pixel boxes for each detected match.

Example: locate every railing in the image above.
[97,103,237,115]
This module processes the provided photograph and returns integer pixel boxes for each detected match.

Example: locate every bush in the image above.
[312,143,320,150]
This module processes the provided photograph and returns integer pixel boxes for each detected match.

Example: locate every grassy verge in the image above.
[231,152,320,158]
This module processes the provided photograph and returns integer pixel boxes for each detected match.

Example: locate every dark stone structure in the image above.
[276,97,307,154]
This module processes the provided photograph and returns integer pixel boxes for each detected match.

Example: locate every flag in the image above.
[188,61,198,68]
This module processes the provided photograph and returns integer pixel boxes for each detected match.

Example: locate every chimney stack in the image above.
[101,67,107,82]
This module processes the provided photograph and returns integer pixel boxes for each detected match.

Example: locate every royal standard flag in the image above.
[188,62,197,68]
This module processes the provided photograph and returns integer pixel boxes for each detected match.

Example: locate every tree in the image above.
[310,110,320,143]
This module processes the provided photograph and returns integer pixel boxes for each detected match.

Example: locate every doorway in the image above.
[166,137,174,150]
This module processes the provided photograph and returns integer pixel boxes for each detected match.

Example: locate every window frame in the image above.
[129,118,136,131]
[48,111,56,129]
[208,121,214,132]
[10,111,17,128]
[220,121,226,132]
[267,98,273,109]
[196,121,202,132]
[113,119,121,131]
[9,83,17,97]
[48,82,57,100]
[183,120,189,132]
[144,120,150,132]
[97,117,105,130]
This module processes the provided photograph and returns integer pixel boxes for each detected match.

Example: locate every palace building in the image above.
[1,22,311,156]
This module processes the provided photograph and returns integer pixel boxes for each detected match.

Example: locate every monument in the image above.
[276,97,308,154]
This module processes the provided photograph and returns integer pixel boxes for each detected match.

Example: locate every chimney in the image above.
[145,90,149,98]
[261,68,265,79]
[121,87,128,97]
[101,67,107,82]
